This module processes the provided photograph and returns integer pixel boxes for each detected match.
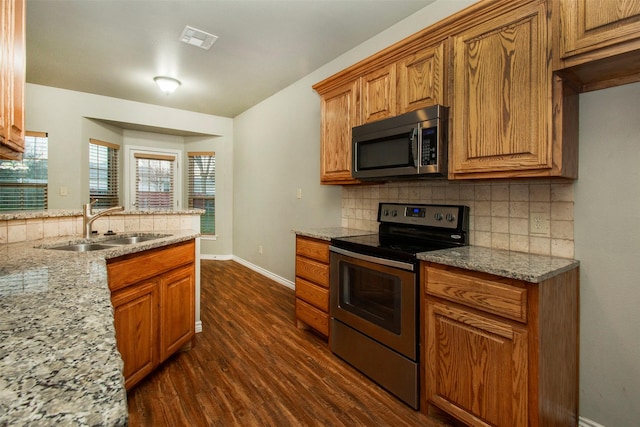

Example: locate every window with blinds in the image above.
[135,153,175,210]
[89,138,119,208]
[188,152,215,234]
[0,132,48,211]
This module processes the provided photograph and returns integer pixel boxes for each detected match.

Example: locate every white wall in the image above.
[25,84,234,256]
[575,81,640,427]
[232,0,478,282]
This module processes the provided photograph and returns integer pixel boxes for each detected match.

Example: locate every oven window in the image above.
[339,262,401,334]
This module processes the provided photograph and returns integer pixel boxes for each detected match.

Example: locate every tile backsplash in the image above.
[342,179,575,258]
[0,212,200,245]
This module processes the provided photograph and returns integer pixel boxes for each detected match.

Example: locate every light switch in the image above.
[59,187,68,196]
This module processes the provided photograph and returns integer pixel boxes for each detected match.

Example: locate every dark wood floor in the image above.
[127,260,453,426]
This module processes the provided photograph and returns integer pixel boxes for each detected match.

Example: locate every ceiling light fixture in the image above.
[154,76,181,94]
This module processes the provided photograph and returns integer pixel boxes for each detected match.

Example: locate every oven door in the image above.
[329,246,417,360]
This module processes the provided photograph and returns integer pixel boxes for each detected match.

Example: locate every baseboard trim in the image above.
[200,253,233,261]
[579,416,606,427]
[232,256,295,290]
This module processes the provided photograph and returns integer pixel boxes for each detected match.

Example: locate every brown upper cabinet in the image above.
[314,0,640,184]
[554,0,640,91]
[450,0,577,179]
[396,42,446,115]
[313,40,447,184]
[1,0,26,160]
[318,79,361,184]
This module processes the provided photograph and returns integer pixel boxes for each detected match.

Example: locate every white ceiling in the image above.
[26,0,435,118]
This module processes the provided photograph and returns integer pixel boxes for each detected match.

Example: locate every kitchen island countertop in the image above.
[0,230,199,427]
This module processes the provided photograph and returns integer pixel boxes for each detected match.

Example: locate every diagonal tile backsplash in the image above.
[342,179,575,258]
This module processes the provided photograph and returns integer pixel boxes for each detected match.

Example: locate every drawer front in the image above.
[295,277,329,311]
[296,236,330,263]
[425,264,527,323]
[296,298,329,336]
[108,240,195,292]
[295,256,329,287]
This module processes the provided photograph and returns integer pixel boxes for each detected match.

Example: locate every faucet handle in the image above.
[90,198,98,206]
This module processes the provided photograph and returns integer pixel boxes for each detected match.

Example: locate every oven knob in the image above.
[392,210,398,217]
[434,212,443,221]
[446,213,456,222]
[383,209,389,217]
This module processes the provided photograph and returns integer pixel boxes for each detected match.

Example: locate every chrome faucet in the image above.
[83,199,124,238]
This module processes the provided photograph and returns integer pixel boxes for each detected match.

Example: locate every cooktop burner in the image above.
[331,203,469,262]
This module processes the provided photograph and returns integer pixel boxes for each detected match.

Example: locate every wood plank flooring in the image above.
[127,260,454,427]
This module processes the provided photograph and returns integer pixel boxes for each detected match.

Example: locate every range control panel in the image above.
[378,202,467,229]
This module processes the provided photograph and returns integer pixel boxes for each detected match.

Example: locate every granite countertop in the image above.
[0,208,205,221]
[418,246,580,283]
[292,227,372,241]
[0,230,199,427]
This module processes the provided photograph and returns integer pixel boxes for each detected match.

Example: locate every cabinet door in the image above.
[0,0,25,159]
[451,2,551,177]
[560,0,640,59]
[319,79,360,184]
[397,42,445,114]
[362,63,396,123]
[160,264,195,361]
[111,279,159,390]
[425,299,528,427]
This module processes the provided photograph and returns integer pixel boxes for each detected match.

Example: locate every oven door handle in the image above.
[330,246,415,272]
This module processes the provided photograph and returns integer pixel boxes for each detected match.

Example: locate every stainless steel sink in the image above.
[50,243,119,252]
[103,235,163,245]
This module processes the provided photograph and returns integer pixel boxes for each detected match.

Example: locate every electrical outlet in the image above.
[59,186,68,196]
[258,245,263,254]
[530,212,550,236]
[296,188,302,199]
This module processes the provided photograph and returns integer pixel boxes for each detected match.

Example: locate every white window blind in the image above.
[89,138,119,208]
[188,152,215,234]
[135,153,175,210]
[0,132,48,211]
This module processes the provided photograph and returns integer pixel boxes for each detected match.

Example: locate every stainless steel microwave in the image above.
[352,105,448,180]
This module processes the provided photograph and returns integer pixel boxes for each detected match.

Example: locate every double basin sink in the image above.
[45,234,170,252]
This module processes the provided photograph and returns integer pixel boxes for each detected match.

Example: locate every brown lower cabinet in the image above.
[108,240,195,390]
[422,262,579,427]
[294,236,330,338]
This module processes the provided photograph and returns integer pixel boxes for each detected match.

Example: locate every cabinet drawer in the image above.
[295,277,329,311]
[295,256,329,287]
[296,236,330,263]
[108,240,195,292]
[296,298,329,336]
[425,264,527,323]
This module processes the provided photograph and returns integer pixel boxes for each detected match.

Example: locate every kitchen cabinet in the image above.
[422,262,579,426]
[0,0,25,160]
[108,240,195,390]
[554,0,640,91]
[396,42,446,115]
[450,1,576,179]
[295,236,330,338]
[362,64,396,124]
[317,79,361,184]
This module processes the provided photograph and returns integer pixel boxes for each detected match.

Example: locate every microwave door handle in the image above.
[410,127,419,167]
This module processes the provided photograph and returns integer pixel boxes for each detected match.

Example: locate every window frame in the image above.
[124,146,181,211]
[89,138,120,208]
[0,131,48,211]
[188,151,216,235]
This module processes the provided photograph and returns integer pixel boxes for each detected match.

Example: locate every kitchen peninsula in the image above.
[0,210,200,426]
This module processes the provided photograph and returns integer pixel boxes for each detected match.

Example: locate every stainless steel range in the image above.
[329,202,469,409]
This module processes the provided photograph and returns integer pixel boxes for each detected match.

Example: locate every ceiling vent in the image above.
[179,25,218,50]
